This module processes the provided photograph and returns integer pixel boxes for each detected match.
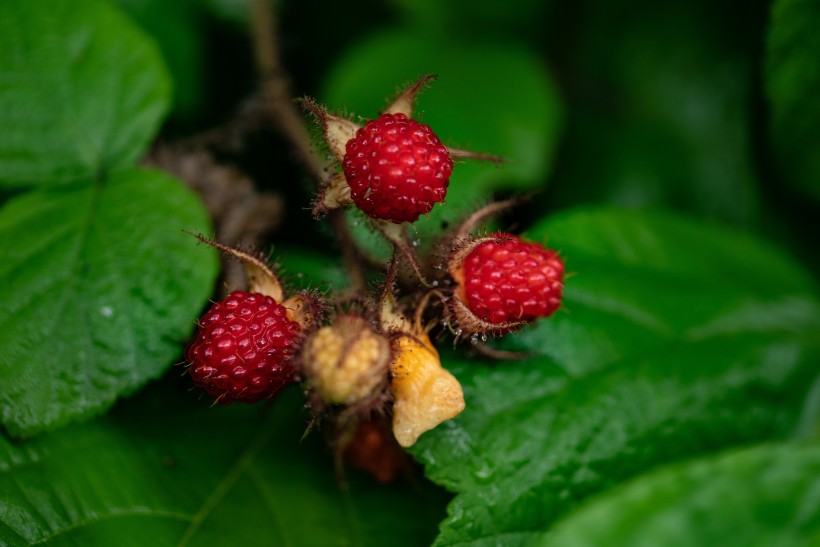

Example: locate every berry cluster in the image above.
[184,76,565,477]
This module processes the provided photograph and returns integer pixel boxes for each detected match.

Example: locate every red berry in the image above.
[342,113,453,223]
[460,233,564,325]
[186,291,302,404]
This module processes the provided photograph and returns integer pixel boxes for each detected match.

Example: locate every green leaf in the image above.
[0,382,449,546]
[0,0,170,188]
[0,168,218,437]
[536,441,820,546]
[410,207,820,546]
[322,30,562,256]
[766,0,820,201]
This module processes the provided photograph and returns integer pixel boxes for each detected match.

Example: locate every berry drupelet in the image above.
[186,291,302,404]
[460,233,564,325]
[342,113,453,224]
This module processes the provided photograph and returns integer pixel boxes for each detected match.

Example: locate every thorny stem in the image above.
[328,209,368,294]
[249,0,278,78]
[373,221,430,287]
[248,0,367,292]
[446,147,507,164]
[250,0,324,182]
[379,252,400,312]
[454,197,522,240]
[414,289,447,335]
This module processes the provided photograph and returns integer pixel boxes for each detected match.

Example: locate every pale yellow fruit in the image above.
[303,316,390,405]
[389,332,465,447]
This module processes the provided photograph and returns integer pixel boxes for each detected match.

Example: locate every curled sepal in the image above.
[282,290,324,331]
[383,74,437,118]
[378,290,407,333]
[446,289,528,339]
[300,97,360,163]
[448,233,513,280]
[312,172,353,217]
[452,197,521,241]
[301,98,360,216]
[389,330,465,447]
[187,233,284,303]
[446,147,506,164]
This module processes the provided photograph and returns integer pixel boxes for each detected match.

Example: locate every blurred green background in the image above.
[2,0,820,544]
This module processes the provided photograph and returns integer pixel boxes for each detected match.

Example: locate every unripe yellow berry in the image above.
[303,315,390,405]
[389,331,465,447]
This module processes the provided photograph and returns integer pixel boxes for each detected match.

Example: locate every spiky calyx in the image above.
[449,232,564,334]
[187,291,302,404]
[342,113,453,223]
[302,315,391,405]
